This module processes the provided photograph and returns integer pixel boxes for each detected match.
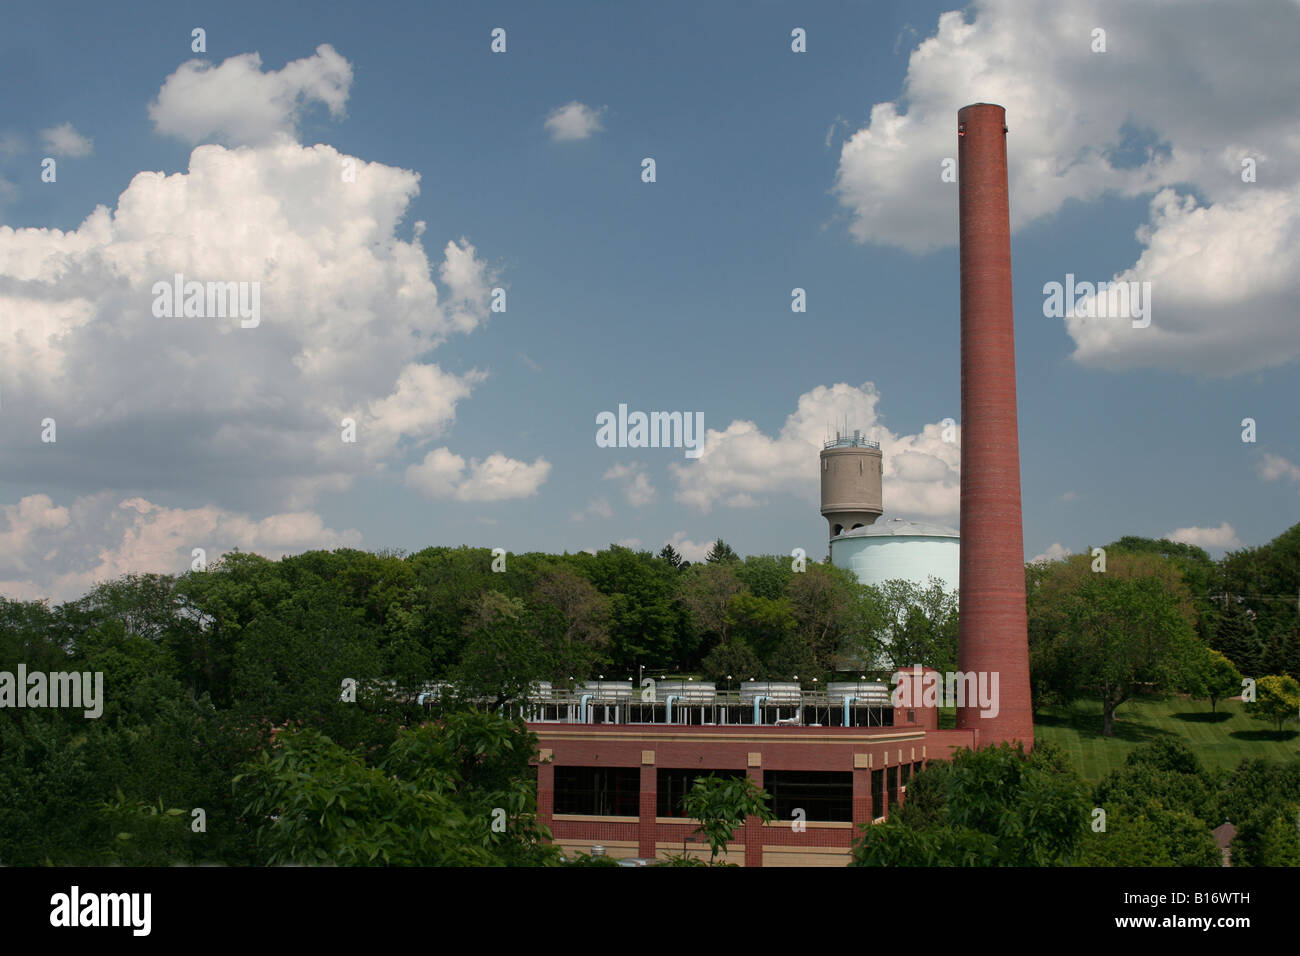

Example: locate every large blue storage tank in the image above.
[830,517,959,592]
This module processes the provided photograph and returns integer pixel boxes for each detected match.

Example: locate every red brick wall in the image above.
[531,724,956,866]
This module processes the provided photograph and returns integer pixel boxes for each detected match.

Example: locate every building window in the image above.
[765,771,853,823]
[656,769,745,818]
[871,769,885,816]
[553,766,640,816]
[886,766,898,812]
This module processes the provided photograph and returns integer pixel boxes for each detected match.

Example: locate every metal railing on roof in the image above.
[823,436,880,449]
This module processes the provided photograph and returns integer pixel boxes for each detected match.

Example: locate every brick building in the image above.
[527,676,979,866]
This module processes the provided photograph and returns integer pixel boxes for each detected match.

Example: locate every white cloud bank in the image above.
[0,493,360,603]
[1163,522,1242,550]
[405,448,551,502]
[150,44,353,146]
[1030,542,1072,564]
[0,46,546,600]
[39,123,93,158]
[670,382,960,520]
[833,0,1300,376]
[664,531,712,564]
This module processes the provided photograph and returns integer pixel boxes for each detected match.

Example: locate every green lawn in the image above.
[1035,696,1300,783]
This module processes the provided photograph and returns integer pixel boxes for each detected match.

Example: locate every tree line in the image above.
[1027,525,1300,736]
[2,519,1297,864]
[854,738,1300,866]
[0,540,952,865]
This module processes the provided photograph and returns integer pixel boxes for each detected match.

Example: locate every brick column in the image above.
[744,764,763,868]
[852,766,872,829]
[536,759,554,829]
[639,761,657,860]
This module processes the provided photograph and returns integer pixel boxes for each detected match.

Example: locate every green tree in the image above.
[1124,737,1206,777]
[1094,764,1216,828]
[532,565,611,661]
[1245,674,1300,732]
[852,822,999,866]
[1184,648,1244,714]
[681,774,774,865]
[1213,522,1300,674]
[1232,806,1300,866]
[871,578,959,674]
[1107,535,1215,641]
[235,727,487,866]
[1208,600,1264,678]
[97,791,192,866]
[1078,804,1221,867]
[679,562,745,653]
[582,546,682,669]
[787,563,880,673]
[735,555,792,600]
[699,641,762,685]
[1031,554,1201,736]
[234,714,557,866]
[658,544,684,569]
[452,591,562,708]
[852,742,1090,867]
[725,593,796,667]
[705,539,740,564]
[1216,758,1300,829]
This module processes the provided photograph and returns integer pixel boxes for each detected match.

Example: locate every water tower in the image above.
[819,430,883,538]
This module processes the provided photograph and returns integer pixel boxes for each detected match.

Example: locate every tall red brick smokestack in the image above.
[955,103,1034,750]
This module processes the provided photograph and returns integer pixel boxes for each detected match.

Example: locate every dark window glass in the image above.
[656,769,745,818]
[553,766,640,816]
[762,771,853,823]
[887,766,898,812]
[871,769,884,816]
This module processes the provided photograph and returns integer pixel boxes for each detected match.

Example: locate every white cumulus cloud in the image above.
[1030,542,1072,564]
[544,101,605,141]
[405,448,550,502]
[150,44,353,146]
[0,140,500,513]
[1258,453,1300,484]
[0,47,537,600]
[39,122,93,158]
[603,462,656,507]
[1163,522,1242,550]
[571,497,614,522]
[664,531,712,564]
[832,0,1300,376]
[0,493,360,603]
[670,382,960,520]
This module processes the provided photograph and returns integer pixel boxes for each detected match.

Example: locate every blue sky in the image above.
[2,0,1298,600]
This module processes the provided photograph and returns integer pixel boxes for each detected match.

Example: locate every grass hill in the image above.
[1034,695,1299,782]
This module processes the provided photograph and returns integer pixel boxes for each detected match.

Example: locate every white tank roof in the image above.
[831,516,959,540]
